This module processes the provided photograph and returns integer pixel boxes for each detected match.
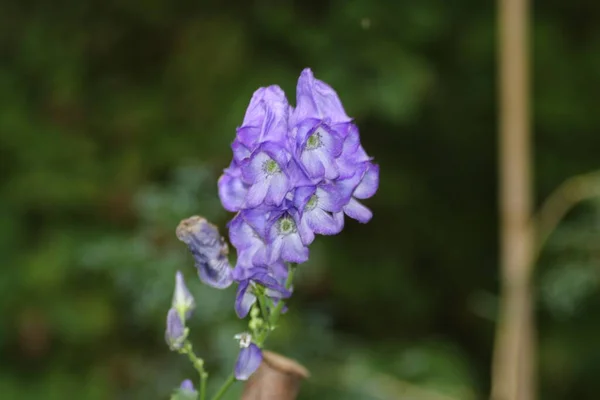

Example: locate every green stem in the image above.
[257,294,270,326]
[210,374,236,400]
[269,264,295,327]
[181,342,207,400]
[200,372,208,400]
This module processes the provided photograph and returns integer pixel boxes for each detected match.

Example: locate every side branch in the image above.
[531,170,600,264]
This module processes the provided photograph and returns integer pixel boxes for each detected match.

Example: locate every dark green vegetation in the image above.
[1,1,600,399]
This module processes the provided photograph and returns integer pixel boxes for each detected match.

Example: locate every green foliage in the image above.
[170,388,198,400]
[1,0,600,399]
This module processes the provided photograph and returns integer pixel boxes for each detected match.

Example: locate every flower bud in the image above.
[179,379,196,393]
[166,308,187,351]
[172,271,195,320]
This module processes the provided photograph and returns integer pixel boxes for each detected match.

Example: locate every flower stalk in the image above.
[165,68,378,400]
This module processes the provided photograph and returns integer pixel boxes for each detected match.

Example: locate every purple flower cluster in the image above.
[171,69,378,385]
[218,68,379,307]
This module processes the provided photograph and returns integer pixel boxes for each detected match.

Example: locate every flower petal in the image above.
[235,280,257,318]
[197,257,233,289]
[354,163,379,199]
[165,308,186,350]
[173,271,195,319]
[176,216,233,289]
[253,272,291,298]
[235,343,263,381]
[343,197,373,223]
[294,68,351,124]
[245,179,270,208]
[218,166,247,212]
[316,184,347,213]
[306,208,344,236]
[281,233,309,263]
[298,212,316,245]
[241,151,271,184]
[266,173,290,206]
[300,150,325,179]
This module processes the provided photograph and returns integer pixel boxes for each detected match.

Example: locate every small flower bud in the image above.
[166,308,187,351]
[179,379,196,393]
[250,305,261,319]
[172,271,195,320]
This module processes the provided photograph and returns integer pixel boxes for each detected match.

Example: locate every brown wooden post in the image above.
[241,351,309,400]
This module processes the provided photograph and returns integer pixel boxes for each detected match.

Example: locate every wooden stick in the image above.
[492,0,535,399]
[241,351,309,400]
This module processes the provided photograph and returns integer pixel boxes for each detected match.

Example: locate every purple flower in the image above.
[234,333,263,381]
[228,211,269,268]
[217,68,379,277]
[166,308,186,350]
[233,266,291,318]
[179,379,196,394]
[233,86,290,163]
[336,124,372,179]
[267,210,309,264]
[172,271,195,319]
[290,69,353,181]
[294,122,343,180]
[240,142,292,208]
[176,216,233,289]
[291,68,352,126]
[294,185,346,245]
[338,162,380,223]
[218,162,247,212]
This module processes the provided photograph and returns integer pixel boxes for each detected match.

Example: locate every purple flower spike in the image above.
[179,379,196,393]
[166,308,186,350]
[217,68,379,277]
[234,333,263,381]
[172,271,195,319]
[176,216,233,289]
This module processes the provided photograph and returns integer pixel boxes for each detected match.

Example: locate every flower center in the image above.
[234,332,252,348]
[305,131,323,150]
[262,159,280,175]
[305,194,318,211]
[278,216,296,235]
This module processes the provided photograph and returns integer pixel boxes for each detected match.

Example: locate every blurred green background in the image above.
[2,0,600,399]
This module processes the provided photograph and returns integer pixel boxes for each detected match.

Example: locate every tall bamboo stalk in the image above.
[492,0,535,399]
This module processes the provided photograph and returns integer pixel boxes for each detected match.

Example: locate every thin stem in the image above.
[531,170,600,264]
[269,264,295,327]
[257,294,270,326]
[200,372,208,400]
[210,374,236,400]
[181,341,207,400]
